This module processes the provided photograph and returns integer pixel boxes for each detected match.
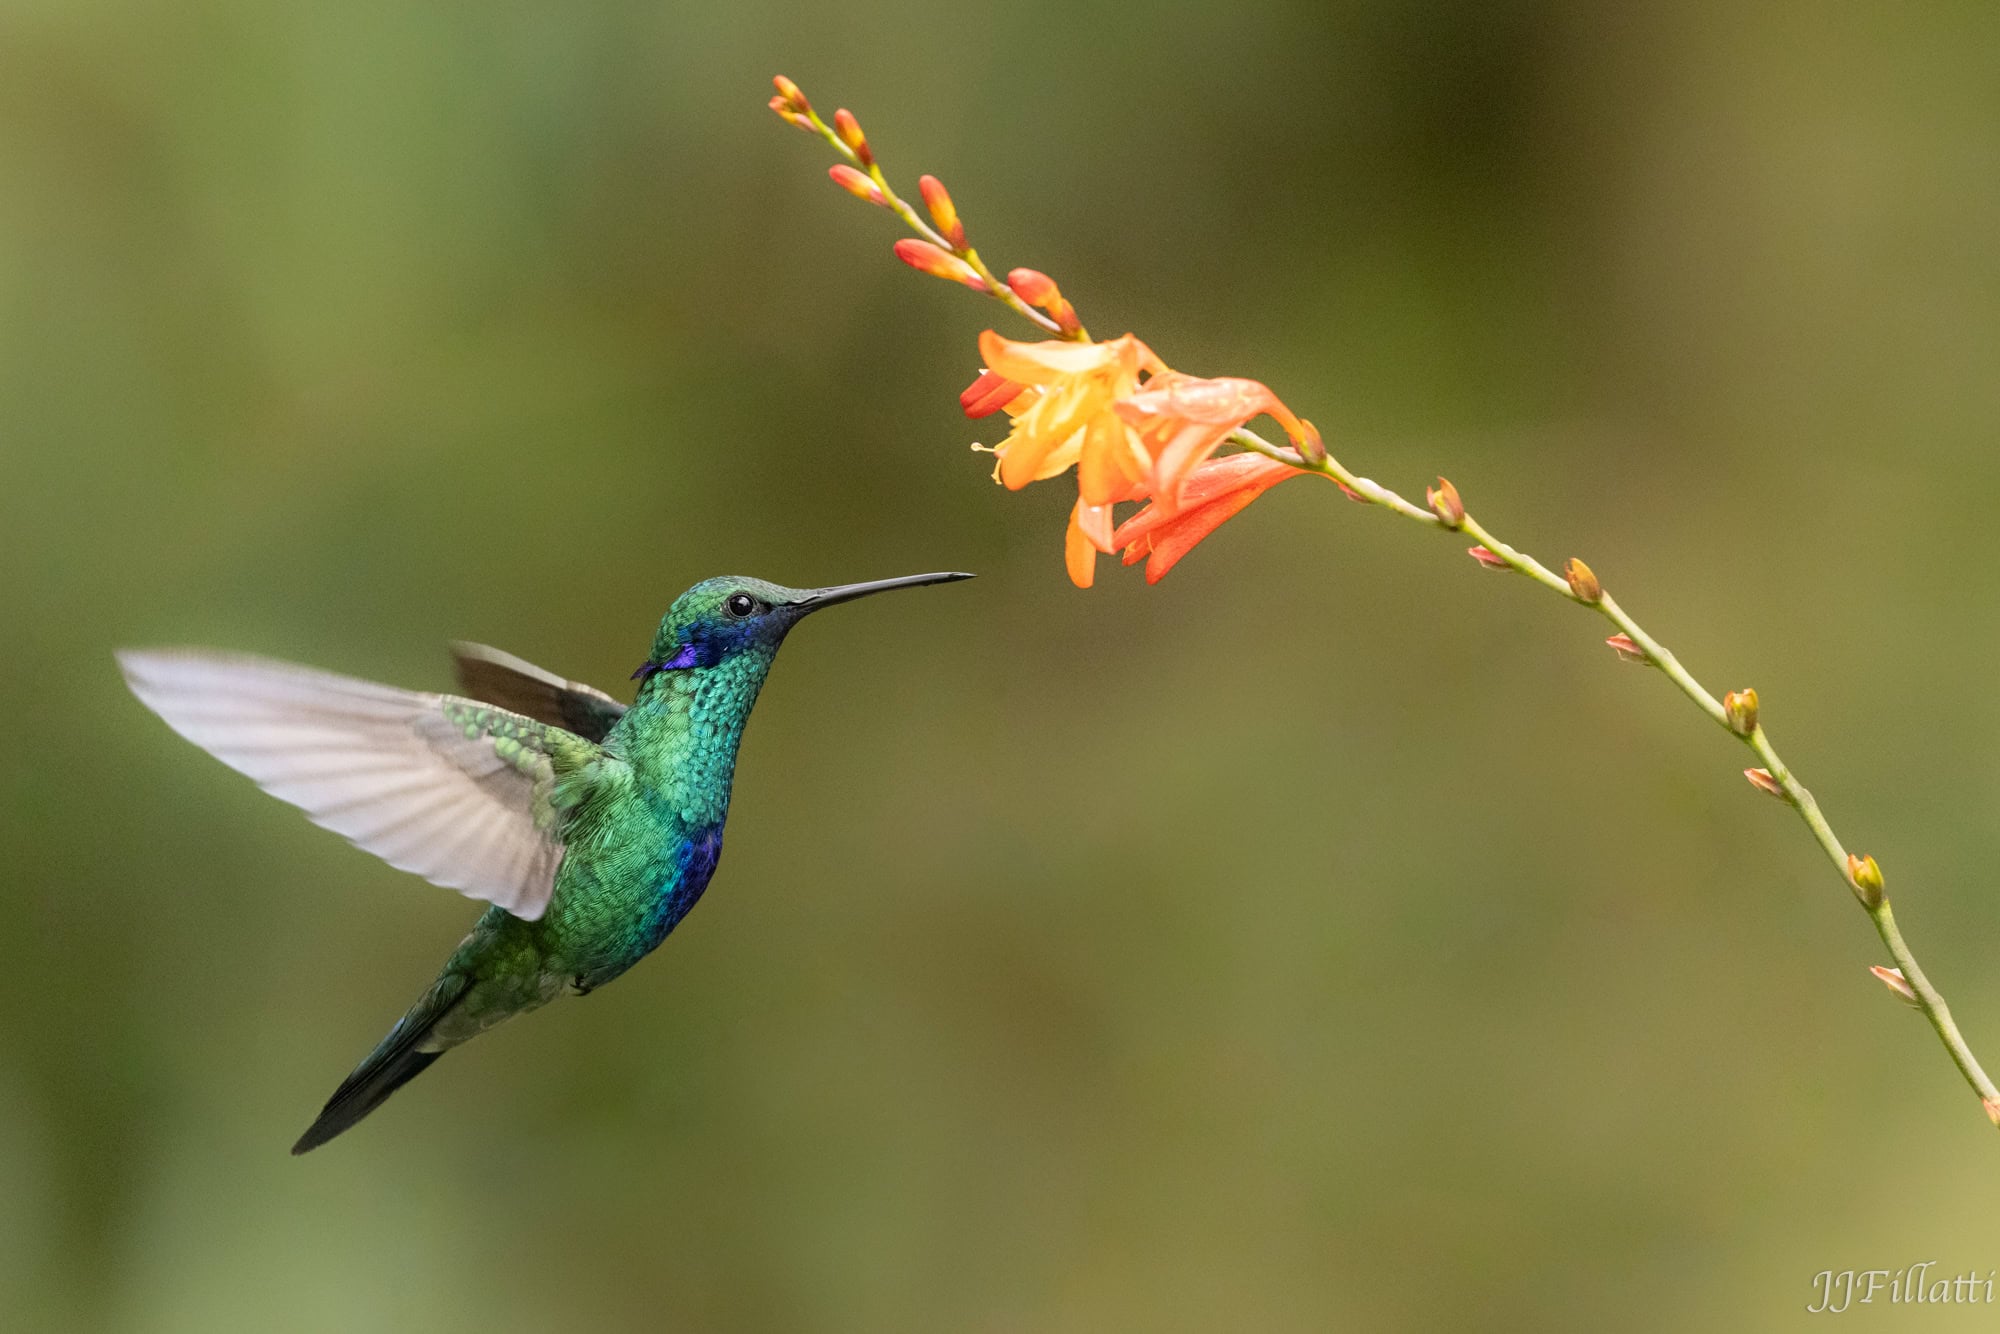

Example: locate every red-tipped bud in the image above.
[1605,633,1647,664]
[772,75,810,112]
[827,164,884,205]
[1722,688,1759,736]
[832,108,872,167]
[1294,420,1327,466]
[1335,479,1370,503]
[1564,557,1601,604]
[1007,268,1057,305]
[1426,477,1464,528]
[1743,767,1788,799]
[960,370,1028,419]
[1005,267,1080,334]
[1984,1096,2000,1128]
[918,175,966,250]
[1847,853,1885,909]
[1869,965,1919,1006]
[893,238,984,289]
[769,76,812,130]
[1467,545,1509,570]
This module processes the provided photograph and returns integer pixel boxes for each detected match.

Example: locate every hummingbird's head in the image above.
[634,571,974,683]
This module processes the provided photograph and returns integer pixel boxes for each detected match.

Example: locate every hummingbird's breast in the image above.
[532,786,727,992]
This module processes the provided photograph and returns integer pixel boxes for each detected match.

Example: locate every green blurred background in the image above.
[5,2,1999,1329]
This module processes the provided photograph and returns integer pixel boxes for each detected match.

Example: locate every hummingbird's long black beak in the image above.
[790,571,974,614]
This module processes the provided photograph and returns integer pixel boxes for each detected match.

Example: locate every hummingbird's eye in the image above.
[724,593,760,619]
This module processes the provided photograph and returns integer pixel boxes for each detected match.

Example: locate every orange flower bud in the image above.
[1294,420,1327,466]
[893,238,984,289]
[1985,1096,2000,1128]
[1869,965,1919,1006]
[772,75,810,113]
[1847,853,1885,909]
[1005,268,1080,335]
[918,175,966,250]
[1006,268,1056,304]
[827,164,884,205]
[1564,557,1601,603]
[1743,767,1788,799]
[1722,688,1759,736]
[959,369,1028,419]
[1467,545,1509,570]
[832,108,872,167]
[1604,633,1647,664]
[768,76,812,130]
[1426,477,1464,528]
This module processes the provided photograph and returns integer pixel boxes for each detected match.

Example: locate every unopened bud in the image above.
[1722,688,1759,736]
[918,175,966,249]
[1564,558,1601,604]
[828,164,884,205]
[1467,545,1509,570]
[1604,633,1646,664]
[1335,480,1369,503]
[1869,965,1919,1006]
[1984,1096,2000,1128]
[960,370,1028,419]
[772,75,810,113]
[1847,853,1885,909]
[893,238,984,289]
[1006,267,1079,334]
[832,108,872,167]
[1293,420,1327,466]
[1743,767,1788,799]
[1426,477,1464,528]
[768,76,812,130]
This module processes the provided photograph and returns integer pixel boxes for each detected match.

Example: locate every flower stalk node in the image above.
[1468,545,1509,570]
[1604,633,1647,664]
[1871,965,1920,1006]
[1723,688,1760,737]
[1847,854,1885,910]
[1564,558,1601,604]
[1426,478,1465,528]
[1744,767,1789,800]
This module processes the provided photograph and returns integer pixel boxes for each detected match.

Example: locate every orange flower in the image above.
[962,333,1322,588]
[1114,373,1313,513]
[964,332,1165,504]
[1111,453,1312,584]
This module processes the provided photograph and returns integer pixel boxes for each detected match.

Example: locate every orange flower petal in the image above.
[1074,497,1119,553]
[1112,455,1305,583]
[1076,411,1144,506]
[1064,504,1097,588]
[1120,375,1279,427]
[978,330,1154,384]
[961,370,1027,419]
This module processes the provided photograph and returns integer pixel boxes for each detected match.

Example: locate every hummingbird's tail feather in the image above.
[292,972,471,1155]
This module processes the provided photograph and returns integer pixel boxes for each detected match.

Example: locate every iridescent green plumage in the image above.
[119,571,971,1152]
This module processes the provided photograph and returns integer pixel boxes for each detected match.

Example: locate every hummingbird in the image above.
[117,572,972,1153]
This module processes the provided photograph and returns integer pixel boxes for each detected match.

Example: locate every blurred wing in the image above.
[450,641,626,744]
[118,649,607,920]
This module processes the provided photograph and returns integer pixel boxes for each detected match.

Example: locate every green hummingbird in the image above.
[118,572,971,1153]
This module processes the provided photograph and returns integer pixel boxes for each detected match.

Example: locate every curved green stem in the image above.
[1361,474,2000,1124]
